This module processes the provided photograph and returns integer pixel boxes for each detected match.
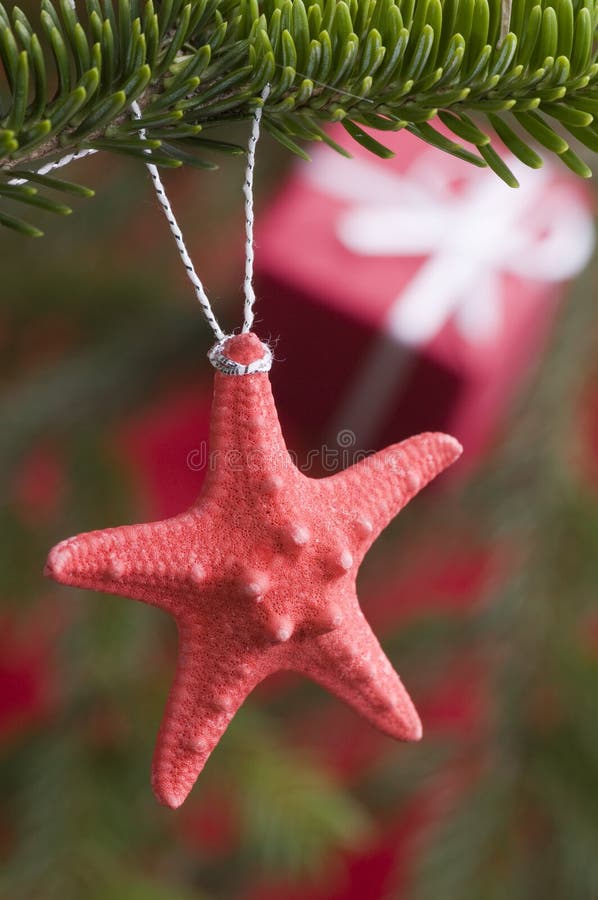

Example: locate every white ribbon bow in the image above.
[303,146,595,444]
[305,150,594,346]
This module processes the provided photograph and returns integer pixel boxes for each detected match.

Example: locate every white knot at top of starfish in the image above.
[208,334,273,375]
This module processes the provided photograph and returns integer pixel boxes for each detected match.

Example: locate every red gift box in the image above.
[256,127,594,470]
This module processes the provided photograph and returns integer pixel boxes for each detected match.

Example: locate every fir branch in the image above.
[0,0,598,234]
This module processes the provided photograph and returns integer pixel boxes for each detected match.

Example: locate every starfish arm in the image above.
[294,607,422,742]
[204,334,292,486]
[322,432,462,542]
[151,624,266,808]
[44,516,207,611]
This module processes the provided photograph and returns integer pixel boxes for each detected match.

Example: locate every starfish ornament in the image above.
[45,333,462,808]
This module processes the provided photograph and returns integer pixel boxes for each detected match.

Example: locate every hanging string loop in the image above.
[9,87,273,372]
[242,84,270,334]
[131,99,226,342]
[132,85,272,373]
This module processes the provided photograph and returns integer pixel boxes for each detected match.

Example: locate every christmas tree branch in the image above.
[1,0,598,235]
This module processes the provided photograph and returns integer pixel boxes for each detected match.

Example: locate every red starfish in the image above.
[45,333,462,808]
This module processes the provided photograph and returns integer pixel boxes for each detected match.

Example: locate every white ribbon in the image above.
[303,148,595,444]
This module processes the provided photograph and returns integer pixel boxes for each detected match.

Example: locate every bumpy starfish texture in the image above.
[45,332,462,809]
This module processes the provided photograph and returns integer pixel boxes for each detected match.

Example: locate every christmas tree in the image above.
[2,1,598,898]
